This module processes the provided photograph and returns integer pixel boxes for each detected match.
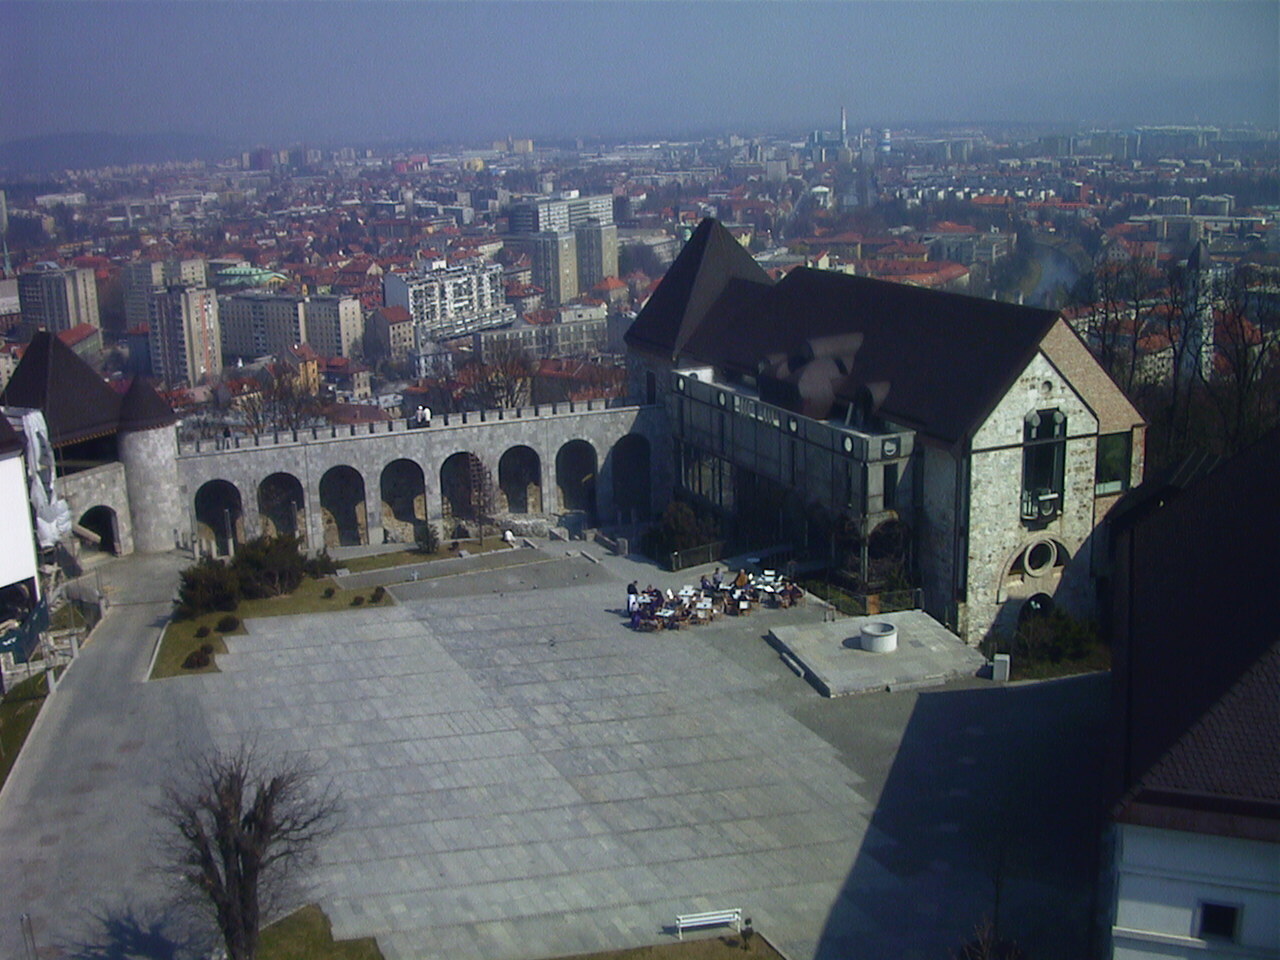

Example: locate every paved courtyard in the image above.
[0,548,1107,960]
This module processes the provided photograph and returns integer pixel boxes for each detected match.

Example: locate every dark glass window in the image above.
[1022,409,1066,523]
[1095,432,1131,495]
[1198,902,1239,941]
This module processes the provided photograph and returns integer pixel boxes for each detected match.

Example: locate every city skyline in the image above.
[3,0,1277,148]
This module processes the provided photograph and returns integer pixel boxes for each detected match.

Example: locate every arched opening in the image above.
[611,434,651,522]
[78,505,119,556]
[194,480,244,556]
[258,472,306,542]
[498,445,541,515]
[440,451,488,533]
[1019,592,1056,624]
[381,458,426,543]
[556,439,597,522]
[319,465,367,547]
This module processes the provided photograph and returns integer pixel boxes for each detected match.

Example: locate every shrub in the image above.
[199,643,214,656]
[177,557,241,618]
[351,595,365,607]
[322,586,335,599]
[216,614,240,633]
[371,586,386,602]
[414,521,440,555]
[182,648,211,670]
[233,534,306,599]
[195,625,211,639]
[304,549,337,579]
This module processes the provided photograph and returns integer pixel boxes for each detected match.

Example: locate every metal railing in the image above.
[669,541,726,572]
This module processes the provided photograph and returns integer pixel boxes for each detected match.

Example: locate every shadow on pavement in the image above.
[59,903,212,960]
[813,674,1109,960]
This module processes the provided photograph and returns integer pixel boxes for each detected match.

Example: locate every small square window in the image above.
[1198,902,1239,941]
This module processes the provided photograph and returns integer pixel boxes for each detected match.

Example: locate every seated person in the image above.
[700,574,713,592]
[712,567,724,590]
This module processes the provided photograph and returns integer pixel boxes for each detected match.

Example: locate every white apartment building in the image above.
[383,259,515,373]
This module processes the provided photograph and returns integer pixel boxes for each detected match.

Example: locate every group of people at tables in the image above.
[626,567,804,630]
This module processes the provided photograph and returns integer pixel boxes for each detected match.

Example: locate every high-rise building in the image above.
[302,295,363,359]
[18,262,99,333]
[123,259,208,330]
[524,232,578,307]
[219,291,307,360]
[149,286,221,387]
[508,193,614,234]
[574,219,618,290]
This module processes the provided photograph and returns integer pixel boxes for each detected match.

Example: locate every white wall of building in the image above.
[1112,823,1280,960]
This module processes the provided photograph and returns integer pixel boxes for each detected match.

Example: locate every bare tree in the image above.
[1198,264,1280,454]
[155,740,340,960]
[458,343,535,410]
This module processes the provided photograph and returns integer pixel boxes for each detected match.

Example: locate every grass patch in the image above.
[0,671,50,790]
[557,932,786,960]
[259,904,383,960]
[340,536,511,574]
[151,576,394,679]
[1010,643,1111,681]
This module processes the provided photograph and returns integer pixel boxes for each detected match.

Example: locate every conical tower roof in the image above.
[117,376,177,433]
[0,331,122,447]
[625,218,773,361]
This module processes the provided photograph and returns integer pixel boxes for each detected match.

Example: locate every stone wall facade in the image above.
[174,404,669,552]
[60,461,134,556]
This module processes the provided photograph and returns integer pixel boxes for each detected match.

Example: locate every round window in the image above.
[1024,540,1056,577]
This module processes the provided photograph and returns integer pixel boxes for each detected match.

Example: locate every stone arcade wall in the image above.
[175,403,670,551]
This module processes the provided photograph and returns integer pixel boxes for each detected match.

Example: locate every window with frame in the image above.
[1022,409,1066,523]
[1095,431,1131,495]
[1197,902,1240,942]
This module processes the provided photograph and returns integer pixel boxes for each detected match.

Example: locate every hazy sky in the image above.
[3,1,1277,145]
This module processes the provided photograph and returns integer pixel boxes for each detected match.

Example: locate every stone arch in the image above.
[381,458,426,543]
[440,451,486,532]
[498,445,542,515]
[556,439,598,522]
[258,472,306,542]
[611,433,651,521]
[194,479,244,556]
[997,537,1072,602]
[319,465,367,547]
[78,505,120,556]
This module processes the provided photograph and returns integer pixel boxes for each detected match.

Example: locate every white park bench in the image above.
[675,907,743,939]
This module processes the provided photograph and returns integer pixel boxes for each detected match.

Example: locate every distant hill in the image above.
[0,132,232,174]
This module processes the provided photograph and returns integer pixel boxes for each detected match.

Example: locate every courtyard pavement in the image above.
[0,546,1108,960]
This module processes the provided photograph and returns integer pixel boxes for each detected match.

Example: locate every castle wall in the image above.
[174,404,669,549]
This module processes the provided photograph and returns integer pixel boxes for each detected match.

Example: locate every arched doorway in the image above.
[556,439,597,522]
[611,434,651,522]
[440,451,488,534]
[194,480,244,556]
[381,458,426,543]
[319,465,367,547]
[258,472,306,542]
[78,505,119,556]
[498,445,541,514]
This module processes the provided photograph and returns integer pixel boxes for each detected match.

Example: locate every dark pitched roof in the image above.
[0,331,121,447]
[1117,642,1280,841]
[625,218,774,360]
[1108,427,1280,839]
[678,260,1059,445]
[117,376,177,433]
